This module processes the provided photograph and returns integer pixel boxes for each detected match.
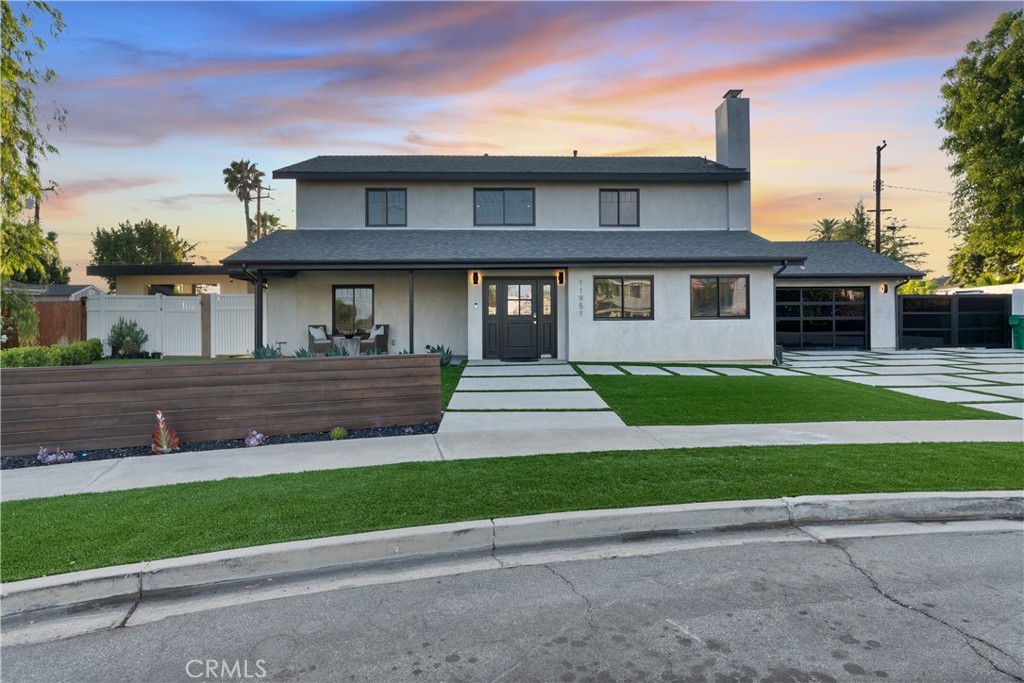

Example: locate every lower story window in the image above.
[691,275,749,318]
[333,285,374,335]
[594,276,653,319]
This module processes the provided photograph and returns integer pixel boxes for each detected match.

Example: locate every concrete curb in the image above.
[3,491,1021,617]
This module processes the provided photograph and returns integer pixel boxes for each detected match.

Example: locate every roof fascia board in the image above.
[274,171,750,183]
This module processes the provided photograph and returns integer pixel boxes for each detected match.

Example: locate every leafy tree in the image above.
[899,279,938,295]
[90,219,202,290]
[970,272,1020,287]
[8,230,69,284]
[248,211,284,241]
[1,1,65,280]
[937,9,1024,284]
[0,280,37,346]
[834,200,872,248]
[879,218,928,271]
[223,160,265,244]
[808,217,840,241]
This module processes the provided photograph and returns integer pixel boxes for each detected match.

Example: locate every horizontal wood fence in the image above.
[0,355,441,457]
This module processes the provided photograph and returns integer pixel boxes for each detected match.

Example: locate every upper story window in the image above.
[366,189,406,226]
[599,189,639,227]
[474,189,534,226]
[690,275,749,319]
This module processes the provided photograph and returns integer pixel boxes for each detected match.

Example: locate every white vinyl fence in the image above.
[87,294,259,357]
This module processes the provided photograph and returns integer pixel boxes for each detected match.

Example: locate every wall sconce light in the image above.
[557,271,565,285]
[472,271,480,285]
[880,283,889,294]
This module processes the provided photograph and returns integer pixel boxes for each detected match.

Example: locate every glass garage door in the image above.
[776,287,868,350]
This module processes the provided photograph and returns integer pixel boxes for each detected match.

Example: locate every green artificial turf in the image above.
[440,363,465,410]
[2,442,1021,581]
[581,374,1012,425]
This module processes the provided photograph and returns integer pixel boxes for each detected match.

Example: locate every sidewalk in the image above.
[3,419,1022,502]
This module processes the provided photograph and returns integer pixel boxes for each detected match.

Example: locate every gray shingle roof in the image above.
[773,241,923,278]
[274,156,748,182]
[222,229,805,269]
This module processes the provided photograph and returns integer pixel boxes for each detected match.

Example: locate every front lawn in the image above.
[2,441,1020,582]
[441,362,465,410]
[581,374,1012,425]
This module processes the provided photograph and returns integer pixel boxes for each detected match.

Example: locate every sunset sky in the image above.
[29,1,1017,288]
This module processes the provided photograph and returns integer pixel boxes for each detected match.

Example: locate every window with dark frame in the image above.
[594,276,653,320]
[366,188,406,226]
[474,188,534,226]
[690,275,749,319]
[332,285,374,335]
[599,189,639,227]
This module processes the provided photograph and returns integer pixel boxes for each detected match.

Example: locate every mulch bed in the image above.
[0,423,440,471]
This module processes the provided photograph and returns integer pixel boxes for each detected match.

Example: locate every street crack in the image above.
[543,563,597,632]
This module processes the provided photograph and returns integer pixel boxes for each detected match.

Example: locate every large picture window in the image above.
[474,189,534,225]
[690,275,749,318]
[599,189,639,226]
[332,285,374,335]
[594,276,653,319]
[366,188,406,226]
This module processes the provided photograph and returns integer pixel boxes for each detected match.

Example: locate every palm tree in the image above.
[222,160,265,244]
[248,212,284,241]
[809,217,840,241]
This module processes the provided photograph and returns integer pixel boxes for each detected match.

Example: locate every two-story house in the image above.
[222,91,921,362]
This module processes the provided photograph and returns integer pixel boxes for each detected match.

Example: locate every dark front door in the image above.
[483,277,557,360]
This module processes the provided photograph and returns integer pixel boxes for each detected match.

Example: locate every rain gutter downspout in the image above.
[771,260,792,365]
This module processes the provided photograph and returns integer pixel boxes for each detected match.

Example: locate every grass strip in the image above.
[440,363,464,410]
[2,442,1021,582]
[581,374,1013,425]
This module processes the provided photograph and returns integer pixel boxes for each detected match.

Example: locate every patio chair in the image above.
[307,324,332,354]
[359,324,389,354]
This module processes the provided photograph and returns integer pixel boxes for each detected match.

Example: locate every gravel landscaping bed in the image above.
[0,423,440,470]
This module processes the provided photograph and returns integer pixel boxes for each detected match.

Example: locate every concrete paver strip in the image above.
[961,403,1024,419]
[461,365,578,377]
[752,368,805,376]
[576,364,624,375]
[455,376,590,391]
[966,385,1024,400]
[665,367,718,377]
[972,364,1024,373]
[447,391,609,411]
[437,411,625,434]
[842,374,995,387]
[619,365,672,376]
[889,387,1015,403]
[791,367,867,376]
[976,373,1024,384]
[710,368,763,377]
[854,365,981,375]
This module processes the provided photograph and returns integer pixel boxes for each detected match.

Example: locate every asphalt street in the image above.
[2,526,1022,683]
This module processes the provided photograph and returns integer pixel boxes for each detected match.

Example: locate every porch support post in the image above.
[254,269,264,349]
[408,269,415,354]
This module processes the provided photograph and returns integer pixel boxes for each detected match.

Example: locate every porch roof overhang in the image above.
[221,229,806,274]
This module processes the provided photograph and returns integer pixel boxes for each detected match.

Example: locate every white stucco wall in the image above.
[264,270,467,356]
[295,181,741,231]
[566,266,776,363]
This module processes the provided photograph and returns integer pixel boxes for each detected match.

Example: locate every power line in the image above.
[885,184,953,196]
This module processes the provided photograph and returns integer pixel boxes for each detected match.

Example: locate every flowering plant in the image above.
[244,429,266,447]
[152,410,180,454]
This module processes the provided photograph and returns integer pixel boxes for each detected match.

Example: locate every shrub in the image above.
[37,446,76,465]
[425,344,454,366]
[329,426,348,440]
[252,344,282,359]
[0,339,104,368]
[324,344,347,357]
[293,347,315,357]
[106,318,149,357]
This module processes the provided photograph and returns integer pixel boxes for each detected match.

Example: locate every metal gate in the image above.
[899,294,1011,348]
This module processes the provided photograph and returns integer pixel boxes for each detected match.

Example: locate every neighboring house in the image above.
[85,264,252,295]
[222,91,921,362]
[24,284,105,302]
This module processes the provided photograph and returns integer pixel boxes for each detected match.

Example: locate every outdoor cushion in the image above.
[309,326,328,341]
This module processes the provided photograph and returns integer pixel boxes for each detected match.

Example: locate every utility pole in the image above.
[253,184,273,241]
[874,140,887,253]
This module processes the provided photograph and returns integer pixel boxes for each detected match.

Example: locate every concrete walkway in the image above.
[439,360,626,433]
[3,419,1022,503]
